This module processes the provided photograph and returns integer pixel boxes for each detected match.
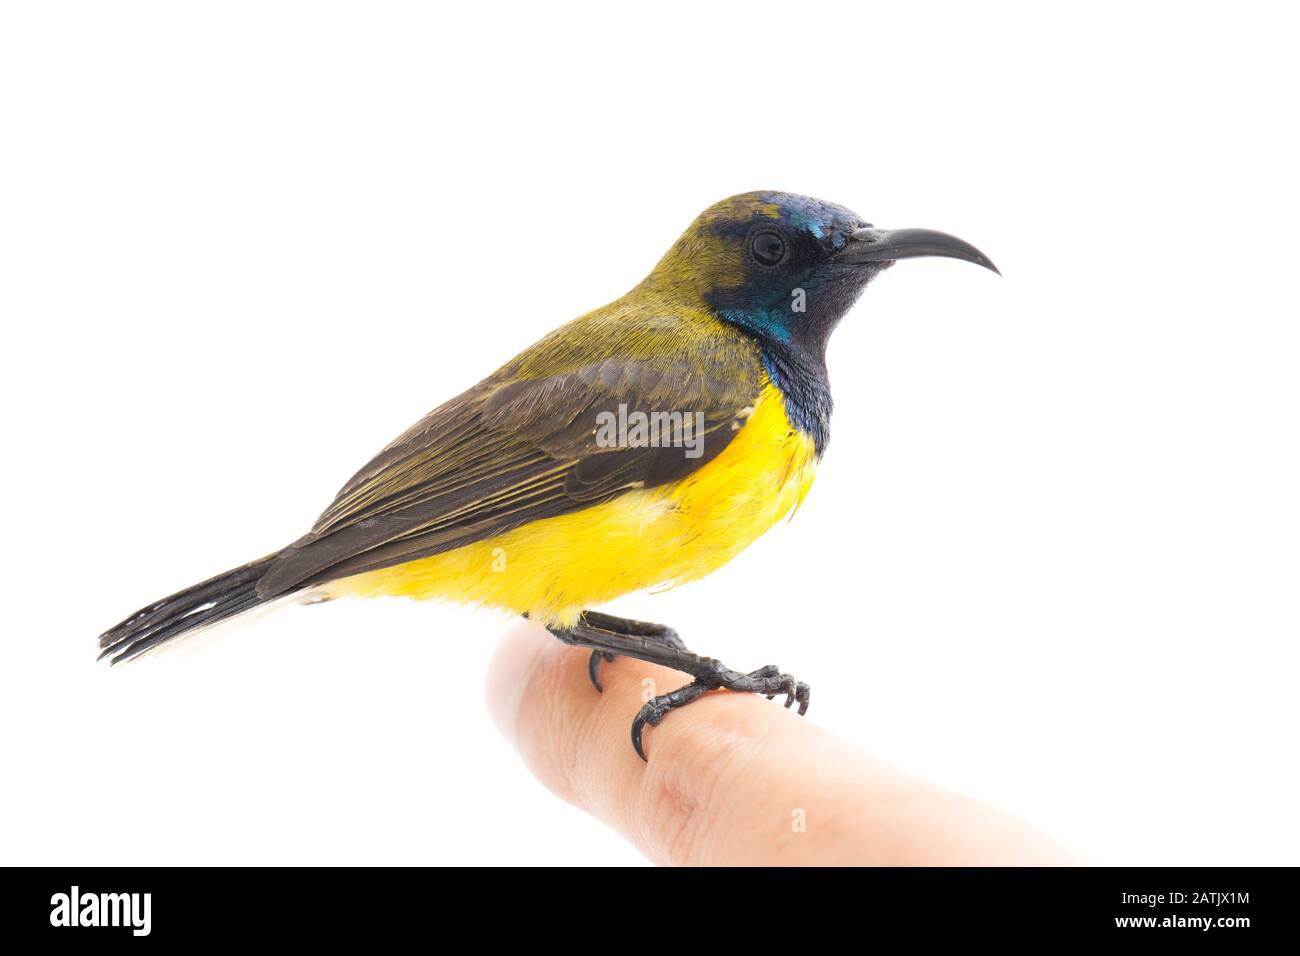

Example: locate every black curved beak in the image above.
[837,227,1000,275]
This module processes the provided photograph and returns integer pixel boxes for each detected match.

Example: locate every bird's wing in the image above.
[256,319,764,597]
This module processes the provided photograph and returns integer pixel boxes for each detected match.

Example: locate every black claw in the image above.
[796,682,811,716]
[631,700,663,761]
[586,650,615,692]
[630,680,712,760]
[631,713,649,761]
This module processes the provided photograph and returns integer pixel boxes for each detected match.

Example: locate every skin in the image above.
[487,622,1081,866]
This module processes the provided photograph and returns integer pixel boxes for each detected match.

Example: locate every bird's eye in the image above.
[750,230,786,267]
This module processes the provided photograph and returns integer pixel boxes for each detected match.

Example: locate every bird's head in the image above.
[641,190,998,358]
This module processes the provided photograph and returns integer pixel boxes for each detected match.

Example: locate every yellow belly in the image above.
[327,381,818,627]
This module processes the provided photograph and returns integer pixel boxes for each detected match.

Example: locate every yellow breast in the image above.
[328,380,819,627]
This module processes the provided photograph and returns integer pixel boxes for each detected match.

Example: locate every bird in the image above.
[98,191,998,759]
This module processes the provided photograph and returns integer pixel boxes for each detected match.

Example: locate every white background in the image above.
[2,1,1296,866]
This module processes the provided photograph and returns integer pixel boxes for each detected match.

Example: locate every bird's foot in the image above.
[630,661,811,761]
[587,651,616,692]
[545,612,810,760]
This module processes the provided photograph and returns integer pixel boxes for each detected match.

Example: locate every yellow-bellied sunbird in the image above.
[99,191,997,758]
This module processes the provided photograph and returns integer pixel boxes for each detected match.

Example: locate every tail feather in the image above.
[98,554,285,664]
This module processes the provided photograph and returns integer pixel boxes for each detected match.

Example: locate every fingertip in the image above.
[484,620,551,741]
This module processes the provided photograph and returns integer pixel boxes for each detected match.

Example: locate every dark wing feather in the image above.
[256,318,763,598]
